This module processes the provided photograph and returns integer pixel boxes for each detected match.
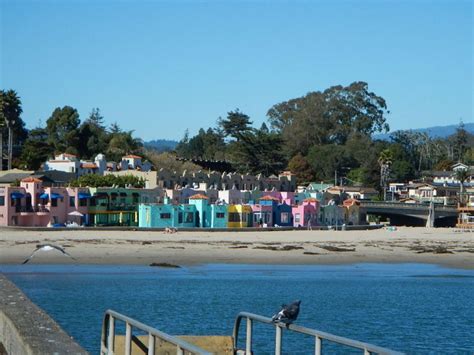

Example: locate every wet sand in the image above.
[0,227,473,269]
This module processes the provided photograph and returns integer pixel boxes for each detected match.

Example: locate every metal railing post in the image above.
[232,312,403,355]
[315,336,322,355]
[102,310,211,355]
[125,322,132,355]
[148,334,155,355]
[275,325,282,355]
[107,315,115,355]
[246,317,252,355]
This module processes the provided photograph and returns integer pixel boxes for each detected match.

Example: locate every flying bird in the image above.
[22,244,77,264]
[272,300,301,324]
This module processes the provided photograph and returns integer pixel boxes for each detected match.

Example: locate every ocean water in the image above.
[1,263,473,354]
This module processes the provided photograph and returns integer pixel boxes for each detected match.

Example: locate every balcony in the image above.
[89,203,137,212]
[15,206,50,214]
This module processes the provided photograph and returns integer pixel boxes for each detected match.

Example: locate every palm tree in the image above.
[0,90,23,170]
[455,168,470,206]
[378,149,393,201]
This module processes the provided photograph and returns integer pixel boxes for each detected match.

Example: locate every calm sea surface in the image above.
[1,263,473,354]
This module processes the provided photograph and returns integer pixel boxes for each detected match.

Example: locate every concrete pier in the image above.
[0,274,88,355]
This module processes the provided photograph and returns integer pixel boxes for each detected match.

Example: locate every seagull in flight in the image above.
[22,244,77,264]
[272,300,301,325]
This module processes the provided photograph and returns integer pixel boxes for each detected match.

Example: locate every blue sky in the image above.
[1,0,472,141]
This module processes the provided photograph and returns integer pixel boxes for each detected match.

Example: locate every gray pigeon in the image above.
[272,300,301,324]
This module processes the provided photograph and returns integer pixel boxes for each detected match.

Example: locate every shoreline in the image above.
[1,227,473,269]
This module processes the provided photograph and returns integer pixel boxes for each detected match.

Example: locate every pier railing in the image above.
[233,312,404,355]
[100,309,211,355]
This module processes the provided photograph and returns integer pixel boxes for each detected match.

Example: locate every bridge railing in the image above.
[100,309,211,355]
[233,312,404,355]
[360,201,456,211]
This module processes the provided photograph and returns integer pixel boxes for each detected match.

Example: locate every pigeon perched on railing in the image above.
[272,300,301,324]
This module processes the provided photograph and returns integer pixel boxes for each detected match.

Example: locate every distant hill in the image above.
[374,122,474,141]
[144,139,179,152]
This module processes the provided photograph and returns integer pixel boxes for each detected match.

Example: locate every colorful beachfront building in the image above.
[254,196,294,227]
[251,202,274,227]
[319,203,345,226]
[292,198,320,227]
[0,178,90,226]
[139,203,198,228]
[88,187,163,226]
[343,199,362,225]
[227,204,253,228]
[188,194,227,228]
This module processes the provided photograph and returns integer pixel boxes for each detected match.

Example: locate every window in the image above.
[178,212,183,223]
[185,212,194,223]
[79,199,87,207]
[0,196,4,206]
[69,196,75,207]
[216,212,225,218]
[281,212,289,223]
[160,213,171,219]
[295,213,300,223]
[228,213,241,222]
[51,199,58,207]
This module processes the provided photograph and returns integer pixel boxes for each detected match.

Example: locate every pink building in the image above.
[0,178,90,226]
[292,198,320,227]
[251,203,274,227]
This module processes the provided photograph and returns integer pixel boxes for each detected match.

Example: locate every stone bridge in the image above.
[360,201,458,227]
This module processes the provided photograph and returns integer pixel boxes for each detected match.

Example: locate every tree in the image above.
[452,121,468,162]
[267,82,390,155]
[78,108,108,158]
[287,153,314,184]
[455,168,470,205]
[378,149,393,200]
[0,90,27,169]
[46,106,81,154]
[306,145,355,182]
[69,174,145,188]
[218,109,253,141]
[106,130,143,162]
[146,151,200,174]
[19,128,54,170]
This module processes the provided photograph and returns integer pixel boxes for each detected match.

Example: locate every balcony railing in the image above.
[14,205,50,213]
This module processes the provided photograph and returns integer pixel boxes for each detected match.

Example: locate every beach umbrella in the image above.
[68,211,84,217]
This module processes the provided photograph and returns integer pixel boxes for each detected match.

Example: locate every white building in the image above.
[43,153,151,178]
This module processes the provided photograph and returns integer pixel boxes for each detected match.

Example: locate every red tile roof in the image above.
[343,198,360,207]
[62,153,77,157]
[123,155,142,159]
[303,197,320,203]
[21,177,42,183]
[189,193,209,200]
[81,163,98,169]
[259,195,280,201]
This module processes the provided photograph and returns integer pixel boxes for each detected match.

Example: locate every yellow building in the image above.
[228,204,253,228]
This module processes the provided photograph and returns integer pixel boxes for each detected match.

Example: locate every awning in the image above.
[10,192,25,199]
[39,193,49,199]
[78,192,91,199]
[50,193,63,199]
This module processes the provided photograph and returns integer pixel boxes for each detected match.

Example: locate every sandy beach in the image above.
[0,227,473,269]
